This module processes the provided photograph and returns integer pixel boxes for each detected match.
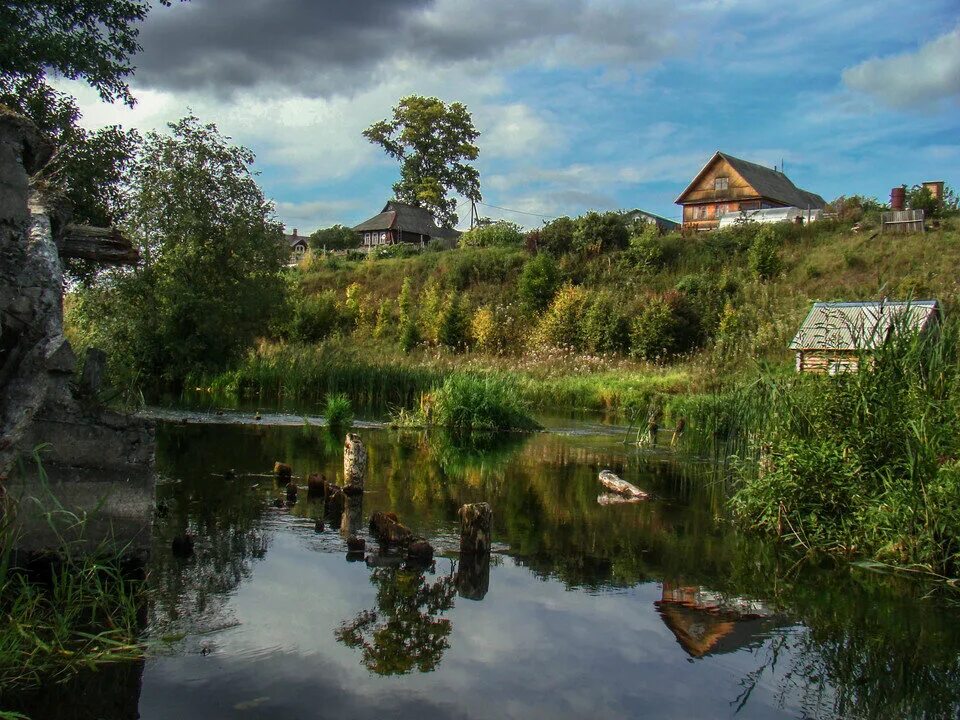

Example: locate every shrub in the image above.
[419,278,445,343]
[536,284,589,349]
[517,253,559,314]
[539,216,576,255]
[582,291,630,354]
[458,221,524,248]
[291,291,341,343]
[373,299,393,339]
[324,392,353,429]
[470,305,498,352]
[747,226,782,281]
[627,222,664,270]
[629,292,701,360]
[437,292,469,350]
[425,374,539,432]
[573,211,629,254]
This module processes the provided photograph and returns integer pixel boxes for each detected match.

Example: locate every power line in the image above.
[477,201,555,220]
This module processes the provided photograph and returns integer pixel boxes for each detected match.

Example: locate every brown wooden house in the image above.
[790,300,939,374]
[676,151,825,231]
[353,200,460,249]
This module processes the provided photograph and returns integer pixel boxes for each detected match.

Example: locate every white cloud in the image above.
[842,27,960,109]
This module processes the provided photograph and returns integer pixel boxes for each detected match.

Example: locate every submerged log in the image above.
[597,493,646,506]
[57,224,139,265]
[343,433,367,491]
[598,470,649,500]
[369,510,414,546]
[459,502,492,556]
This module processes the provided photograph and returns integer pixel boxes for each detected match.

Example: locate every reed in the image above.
[323,392,353,430]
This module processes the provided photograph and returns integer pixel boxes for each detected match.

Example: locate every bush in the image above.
[324,392,353,429]
[629,292,701,360]
[458,221,524,248]
[373,298,393,339]
[582,291,630,354]
[470,305,498,352]
[291,291,341,342]
[539,216,576,255]
[425,374,539,432]
[517,253,559,314]
[536,284,589,349]
[573,211,629,254]
[437,292,469,350]
[748,226,782,281]
[626,222,664,270]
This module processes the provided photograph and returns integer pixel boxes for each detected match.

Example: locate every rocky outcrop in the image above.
[0,106,153,555]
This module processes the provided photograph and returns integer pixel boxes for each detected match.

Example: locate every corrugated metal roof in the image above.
[789,301,939,351]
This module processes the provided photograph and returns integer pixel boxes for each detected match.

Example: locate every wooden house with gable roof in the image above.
[676,152,825,231]
[353,200,461,249]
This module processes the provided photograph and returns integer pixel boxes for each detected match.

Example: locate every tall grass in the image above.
[0,454,144,689]
[692,318,960,574]
[398,374,540,433]
[324,392,353,429]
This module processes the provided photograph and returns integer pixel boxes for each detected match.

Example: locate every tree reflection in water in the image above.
[336,564,457,675]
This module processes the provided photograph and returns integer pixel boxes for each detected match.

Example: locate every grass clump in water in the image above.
[324,392,353,430]
[404,374,540,433]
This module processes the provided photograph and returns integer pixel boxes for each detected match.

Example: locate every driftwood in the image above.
[343,433,367,490]
[459,502,492,556]
[597,493,646,506]
[598,470,649,500]
[58,224,139,265]
[369,511,414,545]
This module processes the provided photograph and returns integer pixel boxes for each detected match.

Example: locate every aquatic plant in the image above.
[401,374,540,433]
[324,392,353,430]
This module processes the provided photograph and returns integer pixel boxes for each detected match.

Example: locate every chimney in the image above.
[292,228,298,237]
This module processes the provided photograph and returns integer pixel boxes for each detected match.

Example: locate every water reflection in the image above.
[336,564,457,675]
[21,420,959,719]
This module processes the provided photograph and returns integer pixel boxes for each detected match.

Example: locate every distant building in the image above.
[676,151,825,231]
[285,228,309,260]
[353,200,461,249]
[790,300,940,374]
[623,208,680,233]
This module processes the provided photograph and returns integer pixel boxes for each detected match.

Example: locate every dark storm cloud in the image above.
[132,0,680,97]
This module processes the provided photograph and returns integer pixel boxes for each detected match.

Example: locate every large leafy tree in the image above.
[363,96,480,228]
[309,224,359,252]
[70,116,288,386]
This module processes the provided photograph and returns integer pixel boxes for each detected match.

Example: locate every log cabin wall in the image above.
[680,156,757,230]
[795,350,862,374]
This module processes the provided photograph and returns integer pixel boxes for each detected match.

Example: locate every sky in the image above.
[59,0,960,232]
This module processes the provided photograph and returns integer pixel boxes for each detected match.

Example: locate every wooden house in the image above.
[623,208,680,233]
[675,152,825,231]
[353,200,460,249]
[790,300,939,374]
[285,228,309,260]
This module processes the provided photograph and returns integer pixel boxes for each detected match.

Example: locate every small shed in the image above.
[790,300,940,374]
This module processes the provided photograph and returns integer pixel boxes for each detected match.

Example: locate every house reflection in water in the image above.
[655,581,784,658]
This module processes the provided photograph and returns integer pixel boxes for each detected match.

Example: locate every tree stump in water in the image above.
[274,462,292,484]
[598,470,649,500]
[459,502,492,556]
[343,433,367,491]
[369,511,414,546]
[340,494,363,537]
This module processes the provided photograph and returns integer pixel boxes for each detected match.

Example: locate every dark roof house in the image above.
[354,200,461,248]
[284,228,309,262]
[623,208,680,232]
[790,300,940,374]
[676,151,826,231]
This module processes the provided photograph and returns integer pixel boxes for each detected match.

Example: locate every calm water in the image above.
[9,418,960,719]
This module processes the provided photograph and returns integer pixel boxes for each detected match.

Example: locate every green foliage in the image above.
[582,291,630,354]
[573,211,629,255]
[363,96,480,227]
[536,284,589,349]
[291,291,341,343]
[0,0,169,106]
[373,298,394,339]
[458,221,523,248]
[69,115,288,387]
[419,278,445,344]
[437,292,469,350]
[423,374,540,432]
[629,292,700,360]
[324,392,354,429]
[309,224,359,252]
[539,216,576,255]
[727,321,960,573]
[627,221,665,270]
[748,226,783,281]
[517,253,559,314]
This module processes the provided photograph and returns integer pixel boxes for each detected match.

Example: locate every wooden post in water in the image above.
[343,433,367,491]
[340,494,363,537]
[458,502,492,600]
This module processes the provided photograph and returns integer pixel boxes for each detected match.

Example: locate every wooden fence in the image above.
[880,209,925,234]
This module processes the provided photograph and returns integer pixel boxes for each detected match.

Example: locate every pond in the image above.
[7,416,960,719]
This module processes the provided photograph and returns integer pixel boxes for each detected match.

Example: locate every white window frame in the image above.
[715,177,729,191]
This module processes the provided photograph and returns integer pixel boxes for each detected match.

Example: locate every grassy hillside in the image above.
[207,216,960,414]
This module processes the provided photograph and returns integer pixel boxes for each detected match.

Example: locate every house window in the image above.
[715,177,729,191]
[716,203,728,217]
[380,232,387,243]
[695,206,708,220]
[364,233,371,243]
